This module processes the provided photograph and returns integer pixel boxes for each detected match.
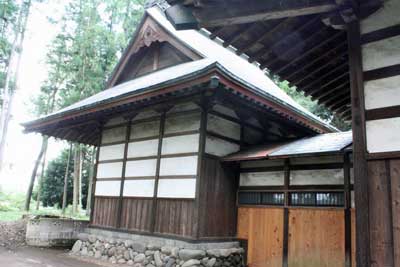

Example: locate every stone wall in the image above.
[71,229,245,267]
[26,217,88,247]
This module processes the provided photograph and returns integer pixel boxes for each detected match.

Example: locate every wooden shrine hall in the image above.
[23,1,399,267]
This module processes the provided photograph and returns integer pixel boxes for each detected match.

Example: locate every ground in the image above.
[0,219,110,267]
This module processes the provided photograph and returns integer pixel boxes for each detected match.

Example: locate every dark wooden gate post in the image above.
[347,20,370,267]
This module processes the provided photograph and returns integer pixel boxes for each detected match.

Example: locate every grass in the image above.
[0,190,89,222]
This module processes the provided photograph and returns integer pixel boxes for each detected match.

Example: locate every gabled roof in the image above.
[223,131,352,161]
[23,6,338,138]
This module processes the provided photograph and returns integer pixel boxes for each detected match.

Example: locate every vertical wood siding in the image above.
[92,197,119,228]
[120,198,153,232]
[237,207,284,267]
[198,156,238,238]
[288,209,345,267]
[154,199,196,237]
[367,159,399,267]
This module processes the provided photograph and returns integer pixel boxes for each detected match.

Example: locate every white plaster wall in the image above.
[130,120,160,139]
[99,144,125,161]
[290,169,344,185]
[123,179,155,197]
[212,104,239,119]
[241,159,284,168]
[159,156,198,176]
[104,116,125,127]
[366,117,400,153]
[240,171,284,186]
[127,139,159,158]
[361,0,400,33]
[207,114,241,140]
[205,136,240,157]
[101,126,127,144]
[97,162,123,178]
[364,76,400,110]
[157,178,196,198]
[161,134,199,155]
[164,113,201,134]
[362,36,400,71]
[125,159,157,177]
[95,180,121,196]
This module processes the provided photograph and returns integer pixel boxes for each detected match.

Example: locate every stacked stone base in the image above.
[70,230,244,267]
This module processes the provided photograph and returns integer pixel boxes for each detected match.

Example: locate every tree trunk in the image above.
[86,147,96,216]
[24,136,48,211]
[0,0,32,170]
[35,144,48,210]
[62,143,72,214]
[72,143,81,215]
[78,147,83,209]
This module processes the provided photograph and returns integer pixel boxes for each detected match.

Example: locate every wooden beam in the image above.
[305,71,349,96]
[276,31,345,75]
[250,16,320,63]
[317,83,350,104]
[260,23,327,69]
[222,24,250,48]
[236,19,292,56]
[193,0,338,27]
[297,61,348,89]
[283,41,347,81]
[347,21,370,267]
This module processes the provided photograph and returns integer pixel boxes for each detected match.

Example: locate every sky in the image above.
[0,1,67,192]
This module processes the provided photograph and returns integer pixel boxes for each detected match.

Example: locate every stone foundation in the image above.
[71,228,245,267]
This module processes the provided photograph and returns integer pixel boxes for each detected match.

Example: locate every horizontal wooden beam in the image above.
[363,64,400,81]
[365,105,400,121]
[193,0,338,28]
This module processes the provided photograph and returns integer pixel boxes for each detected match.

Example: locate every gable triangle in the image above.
[107,13,202,88]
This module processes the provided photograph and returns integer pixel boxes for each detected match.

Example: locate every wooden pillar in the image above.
[116,119,132,228]
[194,97,208,238]
[150,111,166,233]
[90,127,102,224]
[344,152,352,267]
[347,20,370,267]
[283,158,290,267]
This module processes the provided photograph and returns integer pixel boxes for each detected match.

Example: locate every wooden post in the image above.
[116,119,132,228]
[194,98,208,238]
[150,111,166,233]
[62,143,73,214]
[347,20,370,267]
[344,152,352,267]
[283,158,290,267]
[89,132,101,224]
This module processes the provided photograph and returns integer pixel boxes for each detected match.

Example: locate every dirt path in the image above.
[0,246,105,267]
[0,219,108,267]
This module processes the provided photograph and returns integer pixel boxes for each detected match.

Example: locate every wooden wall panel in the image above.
[351,209,356,267]
[91,197,119,228]
[368,160,395,267]
[288,209,345,267]
[198,156,238,238]
[390,159,400,267]
[154,199,196,237]
[237,207,284,267]
[120,198,153,232]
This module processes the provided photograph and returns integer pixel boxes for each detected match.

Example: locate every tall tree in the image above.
[30,0,145,212]
[0,0,32,170]
[62,143,72,214]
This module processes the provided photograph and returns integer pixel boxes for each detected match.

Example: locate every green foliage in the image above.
[277,80,351,131]
[38,146,93,209]
[0,189,27,211]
